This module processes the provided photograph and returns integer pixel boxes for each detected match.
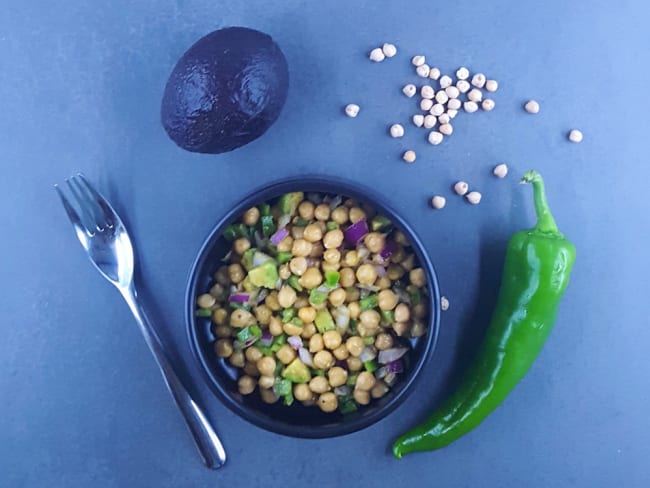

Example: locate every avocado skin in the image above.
[161,27,289,154]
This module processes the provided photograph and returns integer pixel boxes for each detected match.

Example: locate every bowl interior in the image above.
[187,176,440,438]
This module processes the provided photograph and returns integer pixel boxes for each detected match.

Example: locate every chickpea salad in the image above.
[195,192,429,414]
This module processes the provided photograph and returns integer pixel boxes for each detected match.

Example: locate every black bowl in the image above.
[186,176,441,438]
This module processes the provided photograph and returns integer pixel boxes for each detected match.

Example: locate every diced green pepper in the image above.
[259,203,271,216]
[339,397,358,414]
[283,391,294,406]
[273,378,292,396]
[281,308,295,323]
[236,327,253,343]
[248,261,279,289]
[326,221,339,231]
[315,309,336,333]
[232,223,247,238]
[230,303,252,312]
[324,270,340,288]
[364,360,378,372]
[241,248,257,271]
[371,215,392,232]
[270,334,287,353]
[277,251,292,264]
[360,294,378,311]
[346,373,358,386]
[250,325,262,338]
[410,291,421,305]
[363,336,375,345]
[294,217,309,227]
[222,225,238,241]
[309,288,328,305]
[261,215,275,237]
[381,310,395,324]
[349,319,358,335]
[278,192,304,216]
[195,308,212,317]
[288,275,303,292]
[258,345,273,356]
[291,317,304,327]
[313,369,326,377]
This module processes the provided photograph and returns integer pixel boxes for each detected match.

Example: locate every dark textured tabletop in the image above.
[2,1,648,486]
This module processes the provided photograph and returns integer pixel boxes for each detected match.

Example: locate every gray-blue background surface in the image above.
[2,1,648,486]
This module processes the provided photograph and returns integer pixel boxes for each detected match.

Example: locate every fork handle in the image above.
[119,285,226,469]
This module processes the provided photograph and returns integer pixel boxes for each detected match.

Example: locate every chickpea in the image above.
[315,220,327,233]
[209,283,225,298]
[309,333,324,353]
[294,383,312,401]
[375,332,394,350]
[254,305,271,325]
[410,268,426,287]
[414,303,427,319]
[323,249,341,264]
[332,344,350,360]
[214,339,233,358]
[229,351,245,368]
[265,291,281,311]
[411,320,426,338]
[356,264,378,286]
[344,250,360,267]
[230,309,253,328]
[294,296,309,309]
[356,371,376,391]
[313,350,334,370]
[323,229,344,249]
[346,336,364,357]
[387,265,405,280]
[295,307,314,324]
[260,387,278,404]
[300,268,322,289]
[401,254,415,271]
[344,198,358,208]
[318,392,338,412]
[394,230,408,246]
[214,324,231,338]
[298,201,315,220]
[322,261,340,273]
[242,207,260,226]
[277,286,297,308]
[376,276,391,290]
[197,293,216,309]
[360,309,380,328]
[394,303,410,322]
[243,361,259,377]
[349,207,366,223]
[309,376,330,394]
[331,206,349,225]
[347,357,363,372]
[291,226,305,240]
[339,267,356,287]
[276,344,296,365]
[212,308,228,325]
[238,375,256,395]
[303,223,323,243]
[269,316,283,336]
[233,237,251,256]
[348,302,361,319]
[371,380,389,399]
[364,232,386,253]
[353,388,371,405]
[390,247,406,264]
[328,288,347,307]
[327,367,348,387]
[256,356,276,377]
[314,204,330,221]
[258,375,275,389]
[378,289,398,311]
[301,322,317,339]
[346,287,360,302]
[289,256,307,276]
[323,330,343,350]
[228,263,245,283]
[214,266,230,286]
[276,235,294,253]
[393,322,409,336]
[283,321,303,336]
[310,241,324,258]
[291,239,313,257]
[245,346,263,363]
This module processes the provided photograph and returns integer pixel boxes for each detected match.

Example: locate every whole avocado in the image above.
[161,27,289,154]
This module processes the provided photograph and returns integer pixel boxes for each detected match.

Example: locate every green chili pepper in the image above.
[288,275,303,292]
[260,215,275,237]
[324,270,340,288]
[309,288,328,305]
[360,294,378,311]
[277,251,292,264]
[326,221,339,231]
[392,170,576,459]
[195,308,212,317]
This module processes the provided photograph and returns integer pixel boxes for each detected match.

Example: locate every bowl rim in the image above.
[185,174,441,438]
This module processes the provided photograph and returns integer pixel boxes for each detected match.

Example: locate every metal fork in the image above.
[55,173,226,469]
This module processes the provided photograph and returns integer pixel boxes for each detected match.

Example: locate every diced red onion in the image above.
[357,244,370,260]
[357,284,380,293]
[243,336,258,347]
[270,227,289,245]
[253,251,274,267]
[275,278,283,290]
[259,331,273,347]
[298,347,313,367]
[378,347,408,364]
[394,288,411,304]
[375,366,388,379]
[256,288,269,305]
[360,346,377,363]
[380,240,398,259]
[333,306,350,329]
[278,214,291,229]
[328,195,343,210]
[288,336,303,350]
[386,359,404,373]
[375,265,387,277]
[384,372,397,385]
[228,293,250,303]
[220,250,233,262]
[344,219,369,244]
[253,231,265,249]
[334,385,351,397]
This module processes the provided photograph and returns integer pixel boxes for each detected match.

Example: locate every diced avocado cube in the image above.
[281,358,311,384]
[278,192,304,216]
[370,215,391,232]
[315,309,336,333]
[248,261,278,289]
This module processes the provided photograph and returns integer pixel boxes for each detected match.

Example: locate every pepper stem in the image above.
[521,170,560,233]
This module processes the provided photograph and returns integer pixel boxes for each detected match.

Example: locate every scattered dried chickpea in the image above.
[416,64,430,77]
[464,101,479,113]
[471,73,486,88]
[429,66,441,80]
[468,88,483,102]
[447,98,461,110]
[524,100,540,114]
[345,104,360,117]
[382,43,397,57]
[456,67,470,80]
[439,75,452,88]
[441,296,450,311]
[431,195,446,209]
[456,80,470,93]
[493,164,508,178]
[412,114,424,127]
[466,191,482,205]
[439,124,453,136]
[445,86,460,99]
[369,48,385,62]
[390,124,405,138]
[430,103,444,116]
[454,181,469,195]
[411,55,426,66]
[421,85,435,99]
[482,99,495,111]
[435,90,449,104]
[568,129,583,143]
[485,79,498,92]
[428,131,443,146]
[437,113,450,125]
[402,84,417,98]
[420,98,434,111]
